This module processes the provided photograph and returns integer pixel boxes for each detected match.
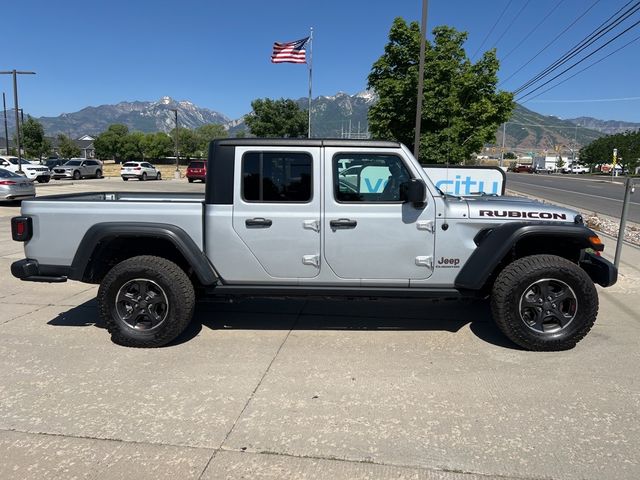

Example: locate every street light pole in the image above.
[0,70,36,174]
[170,109,179,177]
[500,122,506,167]
[2,93,9,155]
[413,0,429,161]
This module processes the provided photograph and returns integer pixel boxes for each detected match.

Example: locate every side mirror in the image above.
[403,178,426,208]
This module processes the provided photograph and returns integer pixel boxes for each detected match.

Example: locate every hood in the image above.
[466,195,580,223]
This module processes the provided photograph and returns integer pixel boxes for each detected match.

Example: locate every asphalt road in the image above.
[505,172,640,223]
[0,178,639,479]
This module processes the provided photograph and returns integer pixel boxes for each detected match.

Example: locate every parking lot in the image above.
[1,178,639,479]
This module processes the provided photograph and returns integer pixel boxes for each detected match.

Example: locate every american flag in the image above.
[271,37,309,64]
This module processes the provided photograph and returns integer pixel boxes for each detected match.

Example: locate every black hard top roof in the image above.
[213,138,402,148]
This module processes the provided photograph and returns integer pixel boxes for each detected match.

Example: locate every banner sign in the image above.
[423,165,506,196]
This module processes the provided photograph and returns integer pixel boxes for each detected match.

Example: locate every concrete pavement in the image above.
[0,179,639,479]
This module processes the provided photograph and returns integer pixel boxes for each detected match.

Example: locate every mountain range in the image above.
[5,92,639,151]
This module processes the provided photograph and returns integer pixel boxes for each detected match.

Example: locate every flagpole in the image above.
[308,27,313,139]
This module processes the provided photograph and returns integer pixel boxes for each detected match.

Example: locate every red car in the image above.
[186,161,207,183]
[513,164,533,173]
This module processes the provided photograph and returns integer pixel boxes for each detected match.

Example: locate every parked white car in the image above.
[562,164,589,174]
[0,156,51,183]
[120,162,162,181]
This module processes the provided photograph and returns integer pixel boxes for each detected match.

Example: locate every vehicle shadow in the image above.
[46,297,519,350]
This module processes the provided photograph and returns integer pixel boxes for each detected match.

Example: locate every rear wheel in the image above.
[491,254,598,351]
[122,177,129,181]
[188,178,194,183]
[95,169,102,179]
[98,256,195,347]
[156,171,161,180]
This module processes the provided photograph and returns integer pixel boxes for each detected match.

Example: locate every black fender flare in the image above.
[70,222,218,285]
[454,222,605,291]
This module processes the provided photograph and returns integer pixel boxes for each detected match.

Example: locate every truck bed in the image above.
[22,192,205,267]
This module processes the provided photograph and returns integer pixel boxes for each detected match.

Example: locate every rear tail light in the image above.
[11,216,32,242]
[0,180,16,185]
[134,167,141,170]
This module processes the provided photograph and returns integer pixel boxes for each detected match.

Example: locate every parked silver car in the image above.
[0,168,35,202]
[52,159,103,180]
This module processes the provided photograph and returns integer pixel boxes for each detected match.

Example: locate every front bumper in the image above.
[11,259,69,283]
[52,171,74,179]
[580,252,617,287]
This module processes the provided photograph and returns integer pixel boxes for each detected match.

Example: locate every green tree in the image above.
[170,127,199,158]
[21,117,51,160]
[504,151,517,160]
[94,124,129,160]
[195,124,227,156]
[367,19,513,164]
[141,132,173,160]
[556,155,565,170]
[580,130,640,173]
[121,132,145,161]
[57,134,81,159]
[244,98,308,138]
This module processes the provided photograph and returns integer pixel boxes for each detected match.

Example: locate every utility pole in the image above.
[0,70,36,174]
[500,122,506,167]
[170,109,179,178]
[413,0,429,161]
[2,93,9,155]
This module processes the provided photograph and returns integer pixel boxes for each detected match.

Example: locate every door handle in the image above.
[330,218,357,229]
[245,217,273,228]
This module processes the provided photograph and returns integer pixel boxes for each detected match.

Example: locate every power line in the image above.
[514,0,640,95]
[516,17,640,101]
[500,0,600,86]
[521,33,640,103]
[501,0,565,61]
[491,0,533,51]
[513,0,640,95]
[471,0,514,60]
[530,96,640,103]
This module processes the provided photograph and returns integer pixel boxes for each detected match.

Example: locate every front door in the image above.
[323,149,436,283]
[232,147,321,279]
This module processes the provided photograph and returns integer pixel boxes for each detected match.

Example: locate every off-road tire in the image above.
[491,254,598,351]
[73,170,81,180]
[98,255,195,348]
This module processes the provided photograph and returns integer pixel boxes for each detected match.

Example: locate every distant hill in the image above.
[565,116,640,135]
[34,96,229,137]
[500,104,605,154]
[3,92,625,154]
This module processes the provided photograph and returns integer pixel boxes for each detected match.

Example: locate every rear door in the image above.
[232,147,321,279]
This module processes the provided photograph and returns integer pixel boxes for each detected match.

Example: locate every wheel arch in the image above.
[455,222,604,293]
[70,222,218,286]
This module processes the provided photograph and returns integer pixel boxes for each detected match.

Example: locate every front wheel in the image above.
[73,170,81,180]
[98,256,195,347]
[141,172,147,181]
[491,254,598,351]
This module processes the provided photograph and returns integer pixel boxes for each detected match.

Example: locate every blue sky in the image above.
[3,0,640,122]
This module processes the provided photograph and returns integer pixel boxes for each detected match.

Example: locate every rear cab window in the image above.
[241,151,312,203]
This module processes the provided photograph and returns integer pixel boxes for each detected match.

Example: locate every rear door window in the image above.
[242,152,312,202]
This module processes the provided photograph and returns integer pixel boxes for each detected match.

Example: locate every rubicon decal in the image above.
[479,210,567,220]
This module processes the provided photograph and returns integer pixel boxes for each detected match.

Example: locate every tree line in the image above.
[579,130,640,173]
[93,123,227,161]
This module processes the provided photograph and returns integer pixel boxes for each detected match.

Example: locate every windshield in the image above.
[65,160,82,166]
[0,168,22,178]
[9,158,33,165]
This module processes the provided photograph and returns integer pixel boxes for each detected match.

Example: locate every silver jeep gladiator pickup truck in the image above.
[11,139,617,350]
